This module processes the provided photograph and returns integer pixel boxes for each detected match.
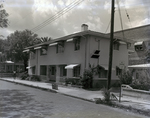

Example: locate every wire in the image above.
[105,20,111,33]
[31,0,85,32]
[125,7,132,28]
[117,0,125,40]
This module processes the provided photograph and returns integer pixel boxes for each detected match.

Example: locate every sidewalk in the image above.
[0,77,150,115]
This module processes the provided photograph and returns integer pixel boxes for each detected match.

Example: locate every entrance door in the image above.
[49,65,56,82]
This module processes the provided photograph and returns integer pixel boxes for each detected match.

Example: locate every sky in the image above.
[0,0,150,39]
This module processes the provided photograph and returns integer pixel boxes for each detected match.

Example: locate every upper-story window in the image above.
[56,41,65,53]
[74,37,80,51]
[40,46,47,55]
[134,41,143,51]
[30,50,35,59]
[135,45,143,51]
[113,42,120,50]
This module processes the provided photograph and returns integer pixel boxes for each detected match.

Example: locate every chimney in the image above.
[81,24,88,31]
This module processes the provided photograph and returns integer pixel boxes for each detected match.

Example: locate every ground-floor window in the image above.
[40,65,47,75]
[116,66,122,76]
[73,66,80,77]
[60,65,67,77]
[31,66,36,74]
[99,68,107,78]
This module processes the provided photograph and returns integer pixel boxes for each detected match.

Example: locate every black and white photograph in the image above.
[0,0,150,117]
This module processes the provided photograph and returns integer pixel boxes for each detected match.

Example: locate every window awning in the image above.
[128,64,150,68]
[34,46,42,50]
[134,41,143,46]
[26,66,35,69]
[49,42,58,46]
[65,64,79,69]
[5,61,14,63]
[23,49,29,52]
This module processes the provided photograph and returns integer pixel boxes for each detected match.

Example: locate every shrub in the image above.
[130,76,150,91]
[118,70,132,85]
[30,75,41,81]
[102,88,111,102]
[19,71,29,80]
[81,69,93,89]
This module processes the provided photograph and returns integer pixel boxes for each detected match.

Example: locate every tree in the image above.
[0,4,9,28]
[7,29,41,71]
[40,37,52,42]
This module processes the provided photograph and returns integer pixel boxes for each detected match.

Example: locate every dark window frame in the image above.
[60,65,67,77]
[56,41,65,53]
[74,38,80,51]
[73,65,80,77]
[113,42,120,50]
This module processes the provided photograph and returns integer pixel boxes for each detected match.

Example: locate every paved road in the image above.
[0,80,148,118]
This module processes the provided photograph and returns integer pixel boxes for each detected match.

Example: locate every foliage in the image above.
[6,29,40,70]
[30,75,41,81]
[0,4,9,28]
[118,70,132,85]
[81,69,93,89]
[130,72,150,91]
[95,88,113,105]
[40,37,52,42]
[65,78,81,86]
[19,71,29,80]
[102,88,111,102]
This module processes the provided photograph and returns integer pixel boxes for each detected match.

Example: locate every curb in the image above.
[0,78,58,93]
[0,79,94,103]
[60,93,94,103]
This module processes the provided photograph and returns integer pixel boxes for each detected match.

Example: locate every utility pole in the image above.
[107,0,115,90]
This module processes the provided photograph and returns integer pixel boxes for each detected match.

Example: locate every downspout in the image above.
[80,35,87,69]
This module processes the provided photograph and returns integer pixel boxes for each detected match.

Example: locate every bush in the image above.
[81,69,93,89]
[65,78,81,86]
[30,75,41,81]
[118,70,132,85]
[19,71,29,80]
[102,88,111,102]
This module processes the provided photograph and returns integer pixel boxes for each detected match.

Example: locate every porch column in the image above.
[46,65,49,81]
[56,65,60,83]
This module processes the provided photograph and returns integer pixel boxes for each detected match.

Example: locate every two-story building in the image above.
[24,24,130,87]
[114,24,150,80]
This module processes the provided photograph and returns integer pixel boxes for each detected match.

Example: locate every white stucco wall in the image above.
[28,34,128,81]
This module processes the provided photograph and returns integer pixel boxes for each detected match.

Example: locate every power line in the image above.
[117,0,125,40]
[124,7,132,28]
[31,0,85,32]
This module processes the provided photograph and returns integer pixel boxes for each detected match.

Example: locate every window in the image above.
[73,66,80,77]
[99,68,107,78]
[74,38,80,51]
[30,51,35,59]
[51,66,55,75]
[113,42,120,50]
[31,66,36,74]
[40,65,47,75]
[116,66,122,76]
[135,45,143,51]
[56,41,64,53]
[40,48,47,55]
[60,65,67,77]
